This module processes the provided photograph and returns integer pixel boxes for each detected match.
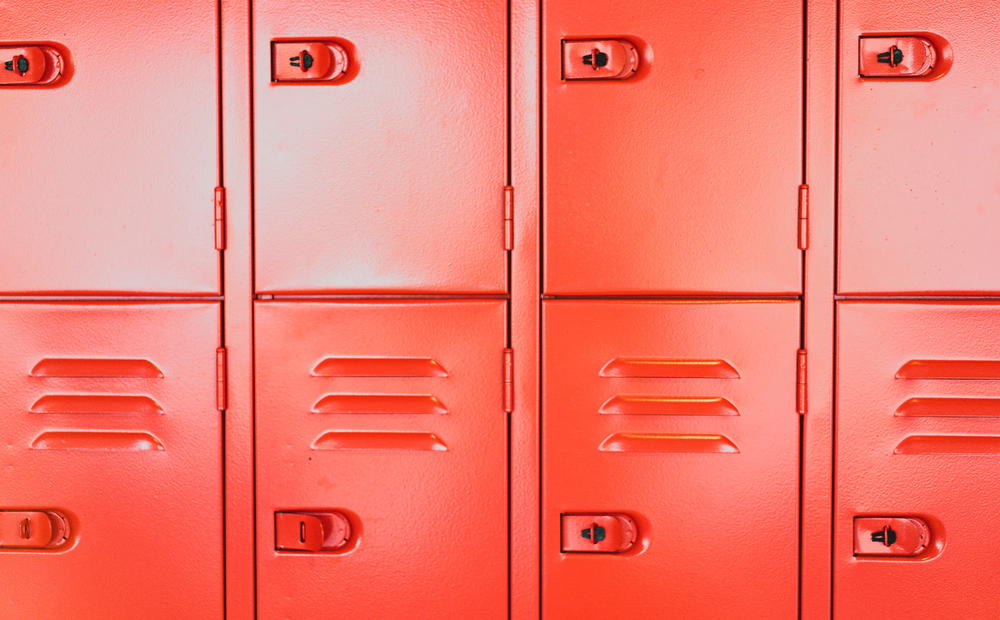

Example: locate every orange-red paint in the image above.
[0,303,223,618]
[543,300,800,618]
[3,0,998,617]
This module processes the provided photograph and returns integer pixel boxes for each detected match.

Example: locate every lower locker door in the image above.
[255,301,507,619]
[836,302,1000,619]
[0,303,223,619]
[542,300,800,619]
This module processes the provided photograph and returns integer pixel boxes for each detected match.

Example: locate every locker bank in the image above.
[2,1,997,618]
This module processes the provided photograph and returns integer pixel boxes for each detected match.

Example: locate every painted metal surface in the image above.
[8,0,1000,617]
[218,1,257,614]
[836,301,1000,618]
[253,0,508,294]
[0,302,223,618]
[542,300,800,618]
[508,2,543,615]
[0,1,219,295]
[255,300,507,618]
[839,0,1000,294]
[543,1,802,295]
[800,2,839,615]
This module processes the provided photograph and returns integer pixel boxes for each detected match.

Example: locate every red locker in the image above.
[542,300,800,618]
[839,0,1000,294]
[253,0,508,294]
[255,301,507,618]
[836,302,1000,618]
[0,1,220,295]
[0,303,223,618]
[543,1,802,295]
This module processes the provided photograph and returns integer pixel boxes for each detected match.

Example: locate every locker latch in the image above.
[562,39,639,81]
[0,44,65,86]
[853,516,930,557]
[858,36,941,78]
[274,510,352,552]
[560,513,637,553]
[271,40,350,83]
[0,510,70,550]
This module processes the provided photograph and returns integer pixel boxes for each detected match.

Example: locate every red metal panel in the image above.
[839,1,1000,294]
[255,301,507,618]
[800,2,839,613]
[218,1,257,613]
[253,1,508,294]
[0,302,223,618]
[836,302,1000,618]
[542,300,799,618]
[543,2,802,295]
[0,2,219,295]
[508,1,543,613]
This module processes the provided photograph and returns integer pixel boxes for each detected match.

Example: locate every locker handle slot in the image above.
[854,517,930,557]
[0,44,66,87]
[275,511,352,553]
[561,513,637,553]
[858,33,952,80]
[0,510,70,550]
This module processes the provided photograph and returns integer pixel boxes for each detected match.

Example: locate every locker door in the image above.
[836,302,1000,619]
[543,1,802,295]
[0,303,223,619]
[254,1,507,294]
[542,300,800,618]
[256,301,507,618]
[839,1,1000,294]
[0,2,219,295]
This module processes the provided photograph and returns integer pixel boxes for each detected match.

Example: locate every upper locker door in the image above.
[254,1,508,294]
[544,1,802,295]
[543,300,800,618]
[839,1,1000,294]
[0,2,219,295]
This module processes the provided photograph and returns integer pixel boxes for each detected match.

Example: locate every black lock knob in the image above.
[3,55,29,75]
[289,50,314,72]
[580,523,607,544]
[582,50,609,69]
[871,525,897,547]
[877,46,904,67]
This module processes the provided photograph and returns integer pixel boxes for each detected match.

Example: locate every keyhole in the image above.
[299,521,306,543]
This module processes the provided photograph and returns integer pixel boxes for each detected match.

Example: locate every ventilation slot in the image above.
[312,431,448,452]
[312,393,447,415]
[896,359,1000,381]
[30,358,164,378]
[30,430,165,451]
[599,433,739,454]
[895,397,1000,418]
[600,358,739,379]
[312,357,447,377]
[894,434,1000,455]
[599,395,738,416]
[30,394,164,415]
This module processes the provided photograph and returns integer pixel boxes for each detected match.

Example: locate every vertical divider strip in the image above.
[221,0,257,617]
[801,0,839,617]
